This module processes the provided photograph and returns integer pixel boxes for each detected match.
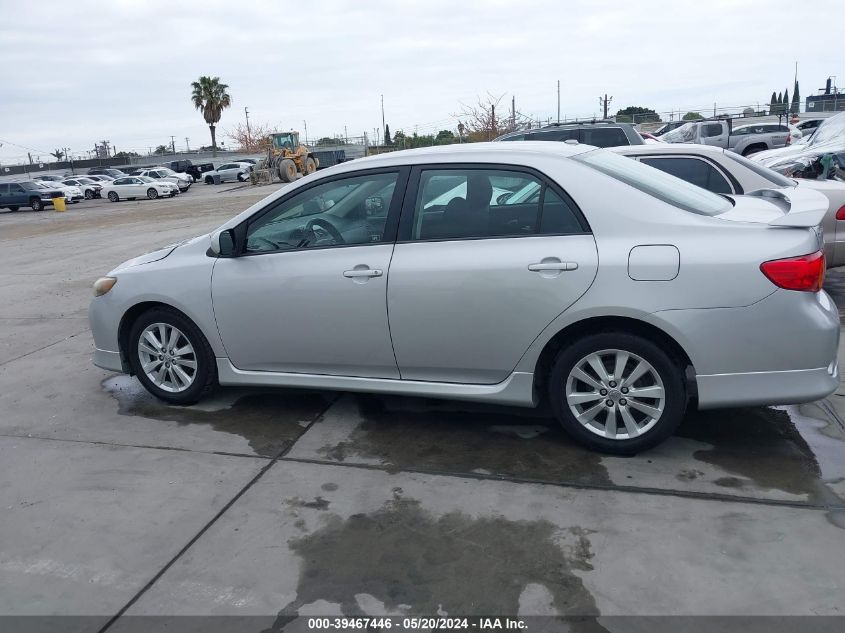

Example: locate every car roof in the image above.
[609,143,728,157]
[338,141,595,170]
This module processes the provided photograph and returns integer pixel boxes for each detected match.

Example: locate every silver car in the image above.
[609,143,845,267]
[89,142,840,454]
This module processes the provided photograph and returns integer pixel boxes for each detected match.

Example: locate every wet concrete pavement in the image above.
[1,190,844,629]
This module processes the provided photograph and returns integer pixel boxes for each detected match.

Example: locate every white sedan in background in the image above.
[203,162,252,184]
[102,176,179,202]
[45,181,84,203]
[62,176,103,199]
[138,168,192,192]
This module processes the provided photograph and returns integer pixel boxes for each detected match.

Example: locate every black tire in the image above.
[237,172,246,182]
[85,190,94,200]
[205,176,214,185]
[305,157,317,175]
[8,206,19,212]
[127,307,217,405]
[108,191,119,202]
[30,198,44,211]
[147,188,159,200]
[742,144,767,157]
[278,159,297,183]
[547,331,686,455]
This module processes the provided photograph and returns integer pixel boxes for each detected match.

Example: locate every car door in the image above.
[218,164,236,181]
[0,184,9,207]
[211,167,408,377]
[8,183,27,206]
[387,165,599,384]
[700,122,728,148]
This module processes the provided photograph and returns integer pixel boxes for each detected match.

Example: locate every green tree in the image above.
[615,106,661,123]
[154,145,169,155]
[769,92,777,114]
[783,88,789,115]
[435,129,456,143]
[49,149,65,161]
[384,124,392,145]
[191,76,232,157]
[114,151,140,159]
[682,111,703,121]
[777,92,783,115]
[791,80,800,114]
[393,130,406,148]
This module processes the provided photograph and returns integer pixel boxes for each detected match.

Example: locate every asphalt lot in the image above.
[1,183,844,630]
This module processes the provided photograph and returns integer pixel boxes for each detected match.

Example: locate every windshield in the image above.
[661,123,697,144]
[273,134,295,149]
[137,176,154,183]
[574,149,732,216]
[721,151,794,187]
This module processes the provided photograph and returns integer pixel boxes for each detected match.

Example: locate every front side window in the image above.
[639,157,733,194]
[582,127,629,147]
[11,184,25,193]
[575,149,732,216]
[245,171,399,253]
[411,168,584,240]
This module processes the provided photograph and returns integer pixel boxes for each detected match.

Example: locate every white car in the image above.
[102,176,179,202]
[138,168,192,192]
[34,181,72,204]
[86,175,115,185]
[62,177,103,199]
[45,181,84,203]
[204,162,252,184]
[33,175,66,183]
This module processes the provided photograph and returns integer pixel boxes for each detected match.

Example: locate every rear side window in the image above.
[526,129,578,142]
[581,127,628,147]
[412,168,585,240]
[702,123,723,138]
[639,157,733,194]
[575,149,732,216]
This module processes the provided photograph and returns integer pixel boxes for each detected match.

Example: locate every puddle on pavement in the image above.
[317,394,612,486]
[270,495,601,621]
[678,406,840,504]
[103,375,332,456]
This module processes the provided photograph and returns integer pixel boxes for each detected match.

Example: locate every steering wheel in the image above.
[305,218,345,245]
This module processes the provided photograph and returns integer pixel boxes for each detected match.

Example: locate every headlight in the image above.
[93,276,117,296]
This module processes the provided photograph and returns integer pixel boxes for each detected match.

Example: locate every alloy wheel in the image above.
[565,348,665,440]
[137,323,197,393]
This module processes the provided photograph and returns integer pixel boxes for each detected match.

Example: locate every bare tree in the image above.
[453,93,532,141]
[225,122,281,152]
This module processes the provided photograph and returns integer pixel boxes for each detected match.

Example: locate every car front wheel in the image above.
[128,307,217,405]
[548,332,686,455]
[147,188,159,199]
[30,198,44,211]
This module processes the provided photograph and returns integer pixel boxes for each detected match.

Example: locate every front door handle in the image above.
[343,268,383,278]
[528,262,578,271]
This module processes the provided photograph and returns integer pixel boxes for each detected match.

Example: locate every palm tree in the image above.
[190,76,231,157]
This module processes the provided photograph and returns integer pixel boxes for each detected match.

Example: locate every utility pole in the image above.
[185,137,190,152]
[512,95,516,129]
[64,147,74,174]
[244,107,251,149]
[557,80,560,123]
[380,94,386,140]
[713,102,717,117]
[344,125,348,144]
[490,103,496,140]
[303,120,308,145]
[599,94,612,119]
[170,136,176,154]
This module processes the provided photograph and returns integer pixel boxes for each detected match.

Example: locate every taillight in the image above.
[786,134,791,145]
[760,250,825,292]
[836,204,845,221]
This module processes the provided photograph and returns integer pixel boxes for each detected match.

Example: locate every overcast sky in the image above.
[0,0,834,162]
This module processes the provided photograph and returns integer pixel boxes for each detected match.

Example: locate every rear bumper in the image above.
[697,363,838,409]
[94,348,124,372]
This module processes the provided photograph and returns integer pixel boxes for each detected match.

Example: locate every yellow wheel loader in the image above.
[267,132,318,183]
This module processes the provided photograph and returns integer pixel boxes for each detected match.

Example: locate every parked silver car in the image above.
[662,119,791,156]
[609,144,845,267]
[89,143,839,453]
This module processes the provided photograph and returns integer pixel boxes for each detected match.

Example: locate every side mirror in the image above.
[365,196,384,214]
[210,228,236,257]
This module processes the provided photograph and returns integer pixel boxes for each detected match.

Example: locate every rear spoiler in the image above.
[745,188,827,227]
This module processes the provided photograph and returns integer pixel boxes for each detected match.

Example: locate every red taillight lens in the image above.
[836,204,845,221]
[786,135,791,145]
[760,250,825,292]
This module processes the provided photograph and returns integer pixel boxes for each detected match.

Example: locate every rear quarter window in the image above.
[581,127,629,147]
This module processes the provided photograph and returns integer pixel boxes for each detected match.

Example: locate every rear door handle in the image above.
[528,262,578,271]
[343,268,383,278]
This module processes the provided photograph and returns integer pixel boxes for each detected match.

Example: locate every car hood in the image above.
[111,236,201,272]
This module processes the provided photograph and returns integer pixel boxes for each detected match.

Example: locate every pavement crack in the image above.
[0,328,90,367]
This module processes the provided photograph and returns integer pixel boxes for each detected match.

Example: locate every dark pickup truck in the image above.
[166,160,214,182]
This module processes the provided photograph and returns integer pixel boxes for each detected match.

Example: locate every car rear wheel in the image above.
[548,332,686,455]
[237,172,246,182]
[147,188,159,199]
[128,307,217,405]
[8,206,19,212]
[30,198,44,211]
[205,176,213,185]
[108,191,119,202]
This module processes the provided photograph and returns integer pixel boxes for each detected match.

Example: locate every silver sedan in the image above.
[89,142,840,454]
